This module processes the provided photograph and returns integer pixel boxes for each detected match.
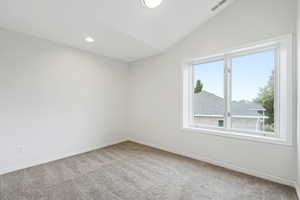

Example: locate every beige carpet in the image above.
[0,141,297,200]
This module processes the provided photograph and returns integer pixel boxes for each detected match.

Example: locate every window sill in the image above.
[181,126,292,146]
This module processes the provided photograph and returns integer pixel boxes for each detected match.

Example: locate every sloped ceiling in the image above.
[0,0,235,62]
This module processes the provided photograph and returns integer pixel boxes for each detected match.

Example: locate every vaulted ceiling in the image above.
[0,0,235,62]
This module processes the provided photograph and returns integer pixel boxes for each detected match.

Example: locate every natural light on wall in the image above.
[142,0,163,8]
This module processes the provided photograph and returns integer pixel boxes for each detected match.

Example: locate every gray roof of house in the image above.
[193,91,265,116]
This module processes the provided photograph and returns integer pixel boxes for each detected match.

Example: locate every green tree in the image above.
[194,80,203,94]
[255,71,274,125]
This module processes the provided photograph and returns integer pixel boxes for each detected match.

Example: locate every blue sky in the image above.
[194,50,274,101]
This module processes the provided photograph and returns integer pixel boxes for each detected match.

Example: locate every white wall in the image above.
[0,28,129,174]
[128,0,297,185]
[297,0,300,192]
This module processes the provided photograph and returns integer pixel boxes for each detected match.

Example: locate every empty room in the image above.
[1,0,300,199]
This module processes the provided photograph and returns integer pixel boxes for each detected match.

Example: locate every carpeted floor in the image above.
[0,141,297,200]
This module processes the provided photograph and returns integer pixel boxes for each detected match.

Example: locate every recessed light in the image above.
[142,0,163,8]
[85,37,95,43]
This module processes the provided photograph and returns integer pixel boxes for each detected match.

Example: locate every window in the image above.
[231,50,275,133]
[182,36,292,144]
[193,60,225,128]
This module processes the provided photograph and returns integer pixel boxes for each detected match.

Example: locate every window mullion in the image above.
[190,65,195,125]
[225,56,232,129]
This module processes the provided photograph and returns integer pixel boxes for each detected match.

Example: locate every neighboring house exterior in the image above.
[193,91,266,131]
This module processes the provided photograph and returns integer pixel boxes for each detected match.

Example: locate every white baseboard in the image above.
[129,138,296,187]
[0,138,128,175]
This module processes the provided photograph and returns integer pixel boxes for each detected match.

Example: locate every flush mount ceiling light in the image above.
[142,0,163,8]
[85,36,95,43]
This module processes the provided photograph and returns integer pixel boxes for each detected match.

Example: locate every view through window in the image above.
[192,49,275,135]
[231,50,275,133]
[193,60,225,128]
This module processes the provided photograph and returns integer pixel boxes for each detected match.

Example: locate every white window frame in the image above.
[182,35,293,145]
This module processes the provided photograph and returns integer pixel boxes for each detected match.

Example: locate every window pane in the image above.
[192,60,225,128]
[231,50,275,133]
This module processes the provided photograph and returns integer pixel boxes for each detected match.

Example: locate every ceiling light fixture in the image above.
[85,37,95,43]
[142,0,163,8]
